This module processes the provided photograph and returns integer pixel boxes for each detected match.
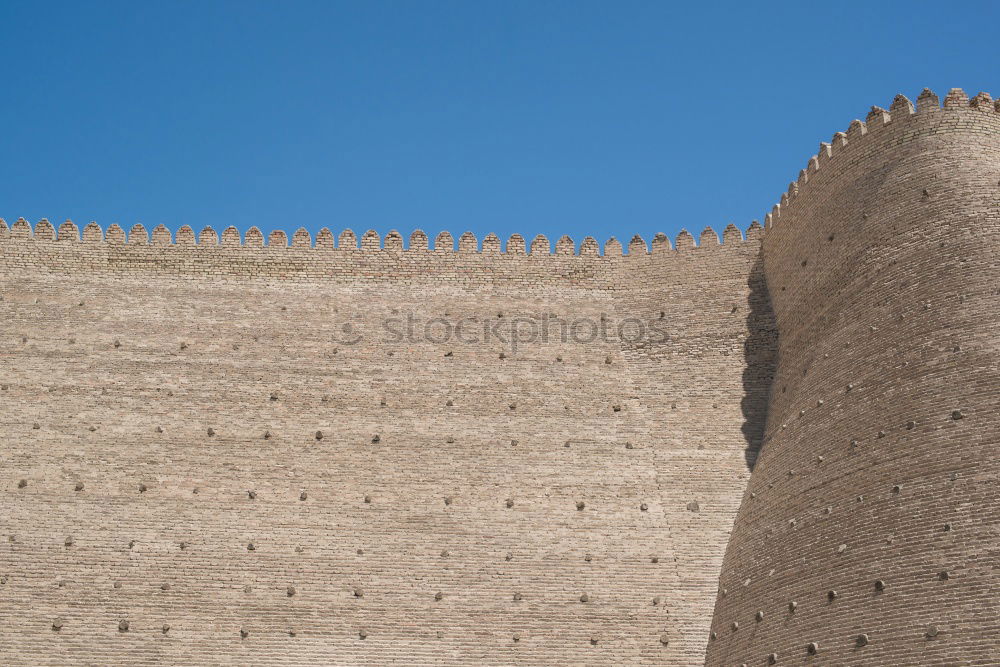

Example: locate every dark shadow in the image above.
[741,254,778,470]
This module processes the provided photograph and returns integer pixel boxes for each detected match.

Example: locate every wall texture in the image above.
[0,219,771,666]
[0,87,996,667]
[705,89,1000,666]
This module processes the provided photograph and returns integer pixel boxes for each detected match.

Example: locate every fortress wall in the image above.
[705,91,1000,665]
[0,225,763,665]
[609,228,777,664]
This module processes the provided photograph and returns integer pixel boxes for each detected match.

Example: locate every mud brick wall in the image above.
[0,220,768,666]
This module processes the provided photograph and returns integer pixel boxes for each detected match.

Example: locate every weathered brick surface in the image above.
[0,219,769,665]
[706,90,1000,666]
[1,87,995,667]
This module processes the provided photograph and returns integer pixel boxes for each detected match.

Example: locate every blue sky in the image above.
[1,1,997,247]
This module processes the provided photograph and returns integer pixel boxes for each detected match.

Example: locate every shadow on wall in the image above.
[741,255,778,471]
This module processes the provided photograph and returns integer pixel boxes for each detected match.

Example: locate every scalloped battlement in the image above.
[763,87,1000,230]
[5,90,995,275]
[0,219,759,258]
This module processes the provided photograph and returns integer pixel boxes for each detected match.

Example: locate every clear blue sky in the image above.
[1,1,997,247]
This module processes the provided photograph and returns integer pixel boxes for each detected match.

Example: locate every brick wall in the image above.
[0,221,770,665]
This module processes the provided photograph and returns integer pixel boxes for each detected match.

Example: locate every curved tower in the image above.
[706,89,1000,665]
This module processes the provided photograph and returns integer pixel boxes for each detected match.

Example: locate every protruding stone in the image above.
[52,618,64,631]
[358,628,368,639]
[857,633,869,646]
[119,619,129,632]
[807,642,818,655]
[240,627,249,639]
[925,625,939,638]
[874,579,886,591]
[579,593,589,603]
[299,491,307,501]
[434,591,443,601]
[315,430,323,440]
[287,585,296,596]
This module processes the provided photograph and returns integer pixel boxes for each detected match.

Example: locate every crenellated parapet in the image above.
[762,87,1000,230]
[0,220,759,257]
